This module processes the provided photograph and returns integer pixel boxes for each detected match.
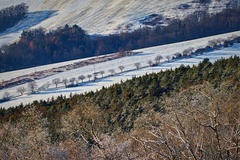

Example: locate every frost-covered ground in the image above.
[1,31,240,109]
[0,0,234,46]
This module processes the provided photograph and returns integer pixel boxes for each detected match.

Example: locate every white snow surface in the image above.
[1,31,240,109]
[0,0,235,46]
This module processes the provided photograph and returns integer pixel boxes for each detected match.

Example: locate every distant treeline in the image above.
[1,8,240,72]
[0,3,28,33]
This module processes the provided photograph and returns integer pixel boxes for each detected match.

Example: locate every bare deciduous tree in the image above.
[16,86,26,95]
[155,55,163,64]
[118,66,125,72]
[52,78,61,88]
[78,75,86,83]
[28,81,38,94]
[61,104,103,152]
[2,91,10,100]
[166,55,171,62]
[62,78,69,87]
[147,60,153,67]
[69,78,76,86]
[93,73,98,82]
[3,106,51,159]
[183,47,194,56]
[134,62,141,70]
[87,75,92,81]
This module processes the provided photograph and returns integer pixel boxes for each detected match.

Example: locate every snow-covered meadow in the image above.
[1,31,240,108]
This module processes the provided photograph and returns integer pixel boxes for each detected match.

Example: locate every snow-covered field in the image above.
[0,0,233,46]
[1,31,240,109]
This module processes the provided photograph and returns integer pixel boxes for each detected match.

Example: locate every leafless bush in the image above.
[109,69,115,76]
[16,86,26,95]
[134,62,141,70]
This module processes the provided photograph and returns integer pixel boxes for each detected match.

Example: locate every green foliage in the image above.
[1,56,240,142]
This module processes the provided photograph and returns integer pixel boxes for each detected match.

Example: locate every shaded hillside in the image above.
[0,3,28,33]
[0,56,239,159]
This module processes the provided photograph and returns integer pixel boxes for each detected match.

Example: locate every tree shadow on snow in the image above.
[0,10,58,36]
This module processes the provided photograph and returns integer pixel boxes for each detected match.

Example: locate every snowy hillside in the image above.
[1,30,240,108]
[0,0,237,45]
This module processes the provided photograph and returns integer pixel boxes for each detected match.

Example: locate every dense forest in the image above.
[1,8,240,72]
[0,56,239,159]
[0,3,28,33]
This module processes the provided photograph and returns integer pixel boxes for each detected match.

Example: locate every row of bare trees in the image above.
[0,54,172,101]
[3,37,231,101]
[1,47,211,101]
[1,81,37,101]
[3,33,239,100]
